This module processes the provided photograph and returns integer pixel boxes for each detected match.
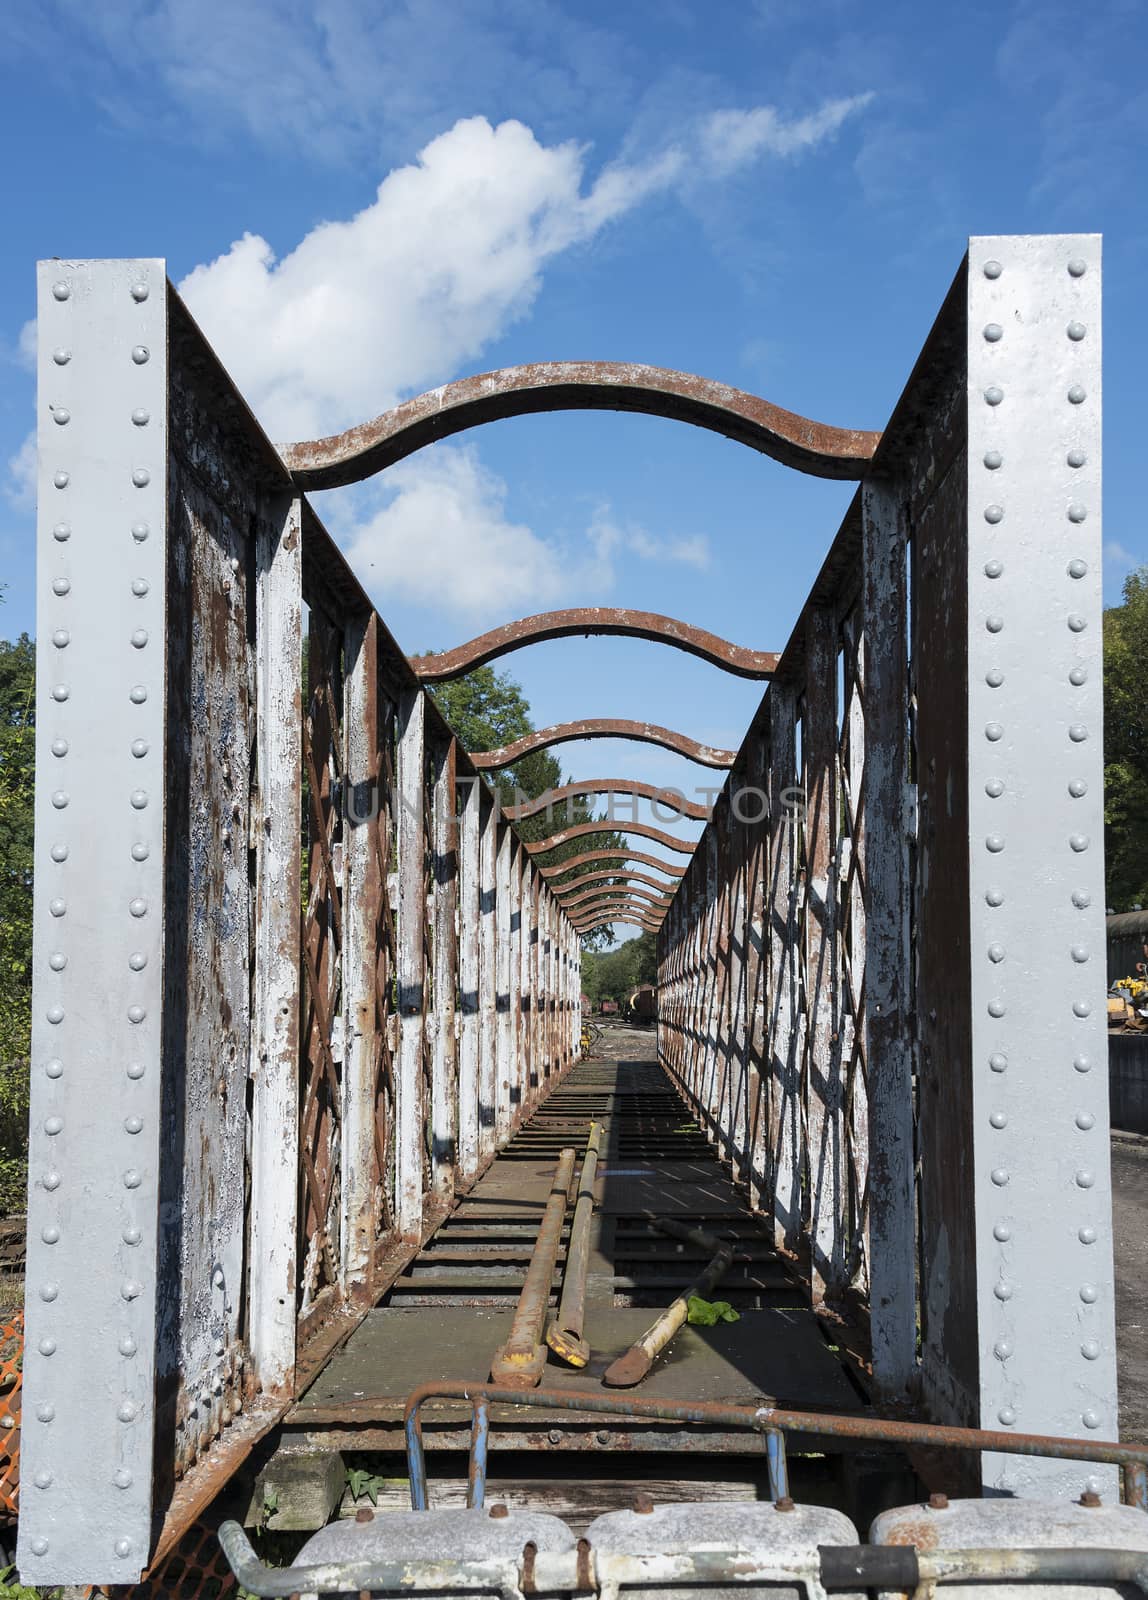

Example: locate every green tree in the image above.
[427,663,628,948]
[1104,567,1148,910]
[0,624,34,1213]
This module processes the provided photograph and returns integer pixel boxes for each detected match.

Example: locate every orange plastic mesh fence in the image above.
[0,1311,22,1524]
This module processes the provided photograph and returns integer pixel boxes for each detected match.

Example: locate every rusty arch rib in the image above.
[576,914,660,934]
[525,820,697,858]
[561,884,671,913]
[471,718,736,771]
[412,609,777,683]
[280,361,880,491]
[549,868,676,899]
[542,849,684,883]
[505,779,709,824]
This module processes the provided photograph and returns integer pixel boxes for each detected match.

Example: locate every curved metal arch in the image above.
[280,362,880,491]
[574,914,660,935]
[550,868,676,899]
[525,820,697,858]
[505,779,709,824]
[568,895,668,922]
[541,848,684,883]
[413,610,777,683]
[561,885,670,914]
[471,718,736,771]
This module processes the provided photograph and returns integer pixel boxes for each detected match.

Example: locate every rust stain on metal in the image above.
[525,820,697,858]
[541,849,684,883]
[279,361,880,490]
[471,719,737,771]
[549,868,679,900]
[505,779,710,824]
[411,609,779,683]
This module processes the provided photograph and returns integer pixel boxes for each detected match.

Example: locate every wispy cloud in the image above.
[4,434,35,511]
[700,94,874,177]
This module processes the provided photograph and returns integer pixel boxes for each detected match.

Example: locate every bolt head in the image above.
[488,1502,509,1519]
[633,1492,655,1515]
[775,1495,796,1512]
[1081,1489,1102,1507]
[355,1505,374,1524]
[928,1492,949,1510]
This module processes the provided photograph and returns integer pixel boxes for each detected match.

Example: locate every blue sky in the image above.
[3,0,1146,944]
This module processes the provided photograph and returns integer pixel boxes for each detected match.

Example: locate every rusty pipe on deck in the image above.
[602,1220,733,1388]
[490,1147,576,1388]
[546,1123,601,1368]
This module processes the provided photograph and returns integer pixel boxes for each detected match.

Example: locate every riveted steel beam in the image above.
[279,361,880,490]
[525,820,697,857]
[411,610,778,682]
[505,779,710,824]
[471,719,736,771]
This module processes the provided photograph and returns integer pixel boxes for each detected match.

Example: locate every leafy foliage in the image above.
[0,626,33,1215]
[580,931,657,1006]
[1104,568,1148,910]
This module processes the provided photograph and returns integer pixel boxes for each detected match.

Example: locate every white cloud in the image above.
[700,94,874,177]
[1105,541,1140,569]
[337,446,714,618]
[4,433,36,510]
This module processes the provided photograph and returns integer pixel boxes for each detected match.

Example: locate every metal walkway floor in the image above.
[290,1053,866,1458]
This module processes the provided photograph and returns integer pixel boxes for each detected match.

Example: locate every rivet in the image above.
[50,684,69,703]
[993,1221,1011,1240]
[119,1334,137,1357]
[52,347,71,366]
[1071,945,1089,963]
[128,952,147,972]
[42,1171,60,1192]
[131,738,148,758]
[995,1337,1013,1359]
[988,943,1006,964]
[985,386,1004,406]
[1068,613,1087,632]
[986,834,1005,853]
[41,1225,59,1245]
[1081,1339,1100,1360]
[52,407,70,427]
[34,1469,53,1489]
[129,897,147,917]
[121,1280,142,1301]
[114,1467,134,1488]
[1076,1169,1096,1189]
[52,522,71,542]
[131,522,149,542]
[997,1406,1016,1426]
[1069,834,1089,852]
[52,629,70,649]
[131,346,150,365]
[1067,258,1087,277]
[123,1169,142,1189]
[1067,448,1087,468]
[124,1115,143,1134]
[54,470,70,489]
[986,668,1004,689]
[45,1115,62,1135]
[131,280,150,301]
[51,739,68,758]
[45,1059,63,1079]
[1082,1411,1101,1431]
[983,260,1003,279]
[984,504,1004,524]
[1078,1223,1097,1242]
[127,1004,146,1024]
[130,789,149,810]
[983,323,1003,342]
[131,408,150,426]
[48,952,66,972]
[130,628,148,649]
[1068,385,1087,405]
[989,1052,1008,1072]
[117,1399,138,1423]
[985,560,1003,579]
[1067,561,1088,581]
[988,999,1005,1018]
[1074,1054,1092,1073]
[31,1536,49,1557]
[1067,321,1086,341]
[991,1167,1010,1186]
[52,578,70,596]
[46,1006,64,1027]
[123,1225,142,1245]
[1068,725,1088,743]
[985,722,1003,742]
[52,280,71,300]
[213,1266,225,1288]
[1076,1110,1096,1130]
[1067,502,1087,523]
[51,791,69,812]
[126,1061,146,1080]
[984,450,1003,469]
[985,778,1005,798]
[990,1109,1007,1128]
[131,468,150,488]
[214,1337,226,1356]
[114,1537,132,1559]
[1071,890,1091,909]
[39,1284,58,1305]
[1073,1000,1091,1018]
[131,843,149,863]
[38,1335,56,1355]
[986,888,1004,907]
[986,614,1004,633]
[129,685,148,705]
